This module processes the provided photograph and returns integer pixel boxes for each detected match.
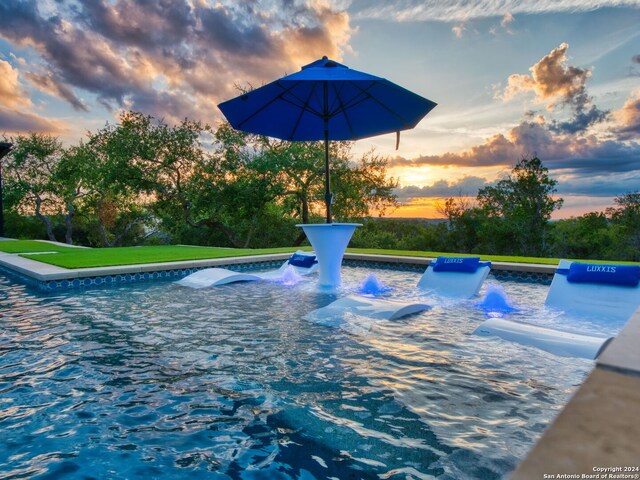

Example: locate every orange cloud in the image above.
[0,0,355,129]
[502,43,590,109]
[0,106,67,134]
[0,60,31,109]
[613,90,640,140]
[24,71,87,111]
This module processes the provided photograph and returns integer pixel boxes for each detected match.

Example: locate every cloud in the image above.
[549,104,609,134]
[0,59,31,109]
[396,176,492,200]
[24,72,87,111]
[0,56,69,135]
[392,42,638,179]
[555,172,640,197]
[628,54,640,76]
[0,106,65,133]
[502,43,589,107]
[500,12,514,28]
[0,0,354,123]
[351,0,640,22]
[501,43,608,133]
[612,90,640,140]
[394,163,640,202]
[390,119,640,175]
[451,23,466,38]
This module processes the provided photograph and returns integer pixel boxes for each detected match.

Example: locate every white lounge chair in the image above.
[305,295,430,322]
[473,259,639,359]
[306,256,490,323]
[176,251,318,288]
[417,256,492,298]
[545,259,640,322]
[473,318,613,359]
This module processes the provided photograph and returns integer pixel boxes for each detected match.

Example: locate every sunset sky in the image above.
[1,0,639,218]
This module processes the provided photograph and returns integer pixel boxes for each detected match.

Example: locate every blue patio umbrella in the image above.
[218,56,436,223]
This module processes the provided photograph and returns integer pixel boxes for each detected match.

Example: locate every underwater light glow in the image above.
[476,284,519,317]
[274,265,304,286]
[358,273,393,296]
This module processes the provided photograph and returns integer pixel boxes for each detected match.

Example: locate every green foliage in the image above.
[606,192,640,261]
[2,212,46,240]
[78,112,213,247]
[476,156,563,256]
[548,212,612,259]
[4,111,398,249]
[5,118,638,263]
[161,120,398,247]
[2,133,70,242]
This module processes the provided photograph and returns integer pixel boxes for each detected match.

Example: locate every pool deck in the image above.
[1,245,639,475]
[513,311,640,478]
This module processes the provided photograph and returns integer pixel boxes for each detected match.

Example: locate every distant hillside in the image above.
[371,217,447,225]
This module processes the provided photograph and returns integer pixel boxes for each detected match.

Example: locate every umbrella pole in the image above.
[324,130,332,224]
[323,80,332,224]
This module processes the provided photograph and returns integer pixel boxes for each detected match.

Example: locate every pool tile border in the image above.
[0,251,556,292]
[0,253,287,292]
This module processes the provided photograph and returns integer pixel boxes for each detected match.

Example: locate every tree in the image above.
[81,112,213,246]
[606,191,640,261]
[436,196,481,253]
[258,137,398,245]
[191,122,399,247]
[2,133,79,243]
[3,112,400,249]
[549,212,612,259]
[477,156,563,256]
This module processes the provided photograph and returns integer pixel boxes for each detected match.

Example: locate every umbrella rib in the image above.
[328,81,344,114]
[278,95,323,117]
[289,83,319,140]
[328,89,370,116]
[348,81,411,126]
[236,81,321,129]
[327,81,411,128]
[277,84,324,117]
[327,82,380,118]
[330,82,356,139]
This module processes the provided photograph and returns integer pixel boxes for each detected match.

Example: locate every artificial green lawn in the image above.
[6,240,637,269]
[346,248,562,265]
[0,240,82,254]
[19,244,308,268]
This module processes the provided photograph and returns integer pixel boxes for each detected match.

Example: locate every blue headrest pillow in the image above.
[566,263,640,287]
[288,253,317,268]
[432,256,481,273]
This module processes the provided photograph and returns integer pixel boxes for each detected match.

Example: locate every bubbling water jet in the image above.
[476,284,518,317]
[357,273,392,296]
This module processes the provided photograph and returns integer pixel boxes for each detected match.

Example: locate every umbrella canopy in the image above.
[218,56,436,223]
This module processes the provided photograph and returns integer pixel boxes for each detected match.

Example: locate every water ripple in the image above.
[0,269,611,479]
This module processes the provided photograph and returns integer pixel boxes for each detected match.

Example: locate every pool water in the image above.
[0,267,624,479]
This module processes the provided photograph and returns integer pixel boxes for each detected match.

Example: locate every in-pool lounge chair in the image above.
[306,295,431,322]
[417,256,492,298]
[307,256,491,322]
[474,260,640,359]
[176,251,318,288]
[545,259,640,322]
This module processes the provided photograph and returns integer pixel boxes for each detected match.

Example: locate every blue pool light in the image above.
[357,273,392,296]
[273,265,304,286]
[476,284,519,317]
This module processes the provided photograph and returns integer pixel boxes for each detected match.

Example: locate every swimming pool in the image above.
[0,266,623,479]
